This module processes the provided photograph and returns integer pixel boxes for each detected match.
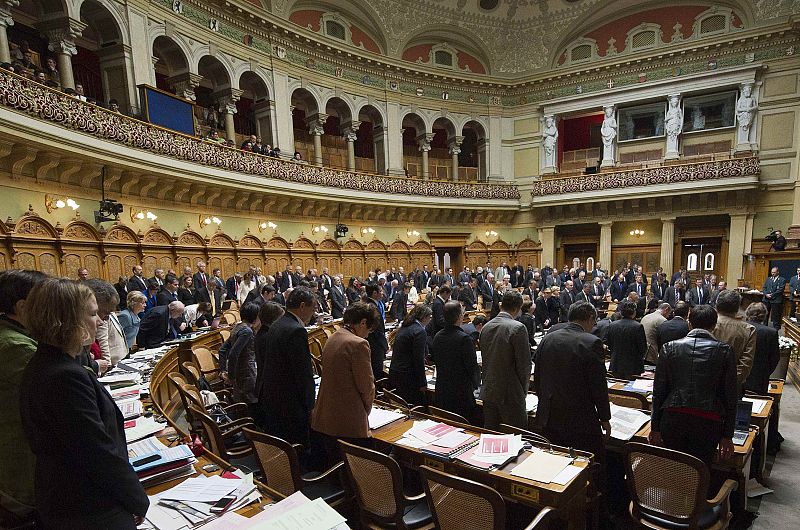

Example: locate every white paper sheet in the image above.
[510,450,573,483]
[551,464,583,486]
[251,498,346,530]
[743,397,768,414]
[608,403,651,441]
[430,430,472,449]
[160,475,241,503]
[368,408,405,430]
[525,394,539,412]
[124,416,166,443]
[128,436,169,457]
[630,379,654,391]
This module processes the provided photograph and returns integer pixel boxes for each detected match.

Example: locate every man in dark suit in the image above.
[687,278,710,307]
[762,267,786,329]
[156,275,180,306]
[149,268,165,288]
[480,273,495,313]
[384,279,398,304]
[137,301,186,348]
[226,272,242,300]
[522,279,539,301]
[391,283,410,321]
[245,285,276,307]
[416,265,431,291]
[743,303,780,394]
[609,274,628,302]
[278,265,293,292]
[671,267,687,285]
[255,287,316,447]
[535,301,611,461]
[558,280,576,322]
[126,265,147,294]
[364,284,389,382]
[708,280,727,307]
[535,288,559,330]
[329,276,347,319]
[627,275,646,299]
[458,277,478,311]
[458,267,471,286]
[664,279,686,308]
[651,273,669,302]
[426,285,451,342]
[658,301,690,351]
[789,266,800,318]
[318,267,333,294]
[192,261,212,304]
[606,301,647,379]
[576,282,594,307]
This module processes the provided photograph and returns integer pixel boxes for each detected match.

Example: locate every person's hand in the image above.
[718,438,734,461]
[97,359,110,375]
[601,421,611,440]
[179,322,188,332]
[134,515,145,526]
[648,430,663,446]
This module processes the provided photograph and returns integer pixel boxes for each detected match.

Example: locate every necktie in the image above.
[698,288,702,304]
[637,284,641,296]
[377,300,385,321]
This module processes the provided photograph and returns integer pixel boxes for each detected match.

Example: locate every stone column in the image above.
[476,137,488,182]
[599,221,613,272]
[539,226,556,268]
[372,125,388,174]
[341,120,361,171]
[215,88,243,143]
[168,72,202,101]
[385,101,405,176]
[448,135,464,181]
[416,133,434,180]
[271,69,293,153]
[252,99,276,146]
[0,2,18,65]
[727,214,749,285]
[96,43,136,113]
[660,217,676,274]
[40,18,86,91]
[306,113,328,166]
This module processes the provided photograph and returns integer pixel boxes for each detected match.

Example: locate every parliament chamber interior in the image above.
[1,0,800,528]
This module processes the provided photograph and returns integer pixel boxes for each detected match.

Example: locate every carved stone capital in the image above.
[305,113,328,135]
[214,88,243,114]
[343,130,358,143]
[168,72,203,101]
[448,135,464,155]
[40,18,86,56]
[416,132,435,152]
[309,124,324,136]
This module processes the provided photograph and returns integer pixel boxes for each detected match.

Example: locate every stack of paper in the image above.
[131,444,197,487]
[128,437,170,458]
[130,345,172,361]
[623,379,654,393]
[743,397,768,414]
[124,416,166,443]
[402,420,458,444]
[510,449,575,483]
[455,434,524,469]
[236,491,347,530]
[368,407,405,430]
[116,398,142,420]
[526,394,539,413]
[608,403,651,441]
[98,371,142,388]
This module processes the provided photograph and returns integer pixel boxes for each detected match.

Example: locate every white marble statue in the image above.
[600,105,617,167]
[736,83,758,150]
[665,95,683,159]
[542,116,558,171]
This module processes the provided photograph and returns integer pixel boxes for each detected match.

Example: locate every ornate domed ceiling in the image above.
[267,0,799,76]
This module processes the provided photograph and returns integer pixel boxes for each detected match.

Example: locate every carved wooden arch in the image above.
[12,213,59,239]
[240,233,266,250]
[389,240,410,251]
[104,223,140,244]
[264,236,288,249]
[466,240,488,251]
[342,239,364,251]
[208,231,236,248]
[317,238,340,251]
[141,226,174,245]
[366,239,386,251]
[176,229,207,247]
[62,220,101,242]
[490,239,510,251]
[411,240,432,251]
[292,237,316,250]
[516,238,540,250]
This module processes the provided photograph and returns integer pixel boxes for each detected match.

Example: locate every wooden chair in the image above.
[188,405,258,472]
[181,361,202,388]
[609,388,650,410]
[222,312,238,326]
[338,440,433,530]
[420,465,556,530]
[309,337,323,359]
[191,347,224,389]
[242,428,346,506]
[624,442,737,530]
[175,381,247,436]
[219,328,230,342]
[380,388,411,412]
[310,355,323,377]
[427,406,468,425]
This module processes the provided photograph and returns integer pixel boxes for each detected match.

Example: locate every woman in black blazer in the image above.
[388,305,432,405]
[19,278,148,529]
[431,301,481,422]
[177,275,197,306]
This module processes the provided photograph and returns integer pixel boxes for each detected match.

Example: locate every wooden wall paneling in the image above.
[610,245,661,275]
[316,238,341,274]
[241,233,268,273]
[292,237,317,274]
[61,221,104,279]
[341,239,364,278]
[10,213,61,275]
[103,224,142,281]
[488,240,511,268]
[388,240,411,274]
[515,238,541,269]
[140,226,175,277]
[208,232,237,278]
[366,239,388,272]
[464,240,488,270]
[175,229,208,274]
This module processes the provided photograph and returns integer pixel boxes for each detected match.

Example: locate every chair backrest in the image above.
[609,389,650,410]
[219,328,231,342]
[624,442,709,528]
[339,440,404,524]
[181,362,202,387]
[223,312,237,326]
[188,404,229,459]
[420,465,505,530]
[192,347,219,376]
[242,428,300,498]
[309,337,323,359]
[311,355,323,377]
[427,406,469,425]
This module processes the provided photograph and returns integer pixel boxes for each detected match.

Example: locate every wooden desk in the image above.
[371,414,590,530]
[768,380,784,448]
[747,397,773,482]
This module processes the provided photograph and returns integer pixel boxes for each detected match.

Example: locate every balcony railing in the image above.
[0,71,520,201]
[532,156,760,197]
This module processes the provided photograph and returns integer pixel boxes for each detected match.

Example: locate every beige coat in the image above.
[311,328,375,439]
[714,313,756,384]
[641,311,666,363]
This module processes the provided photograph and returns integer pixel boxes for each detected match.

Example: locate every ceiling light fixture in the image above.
[45,194,80,213]
[629,229,645,238]
[258,220,278,232]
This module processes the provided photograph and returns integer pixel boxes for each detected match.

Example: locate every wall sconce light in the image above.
[361,227,375,235]
[130,208,157,222]
[629,229,645,238]
[312,225,329,234]
[200,215,222,228]
[258,220,278,232]
[45,194,79,213]
[406,229,420,237]
[485,230,498,238]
